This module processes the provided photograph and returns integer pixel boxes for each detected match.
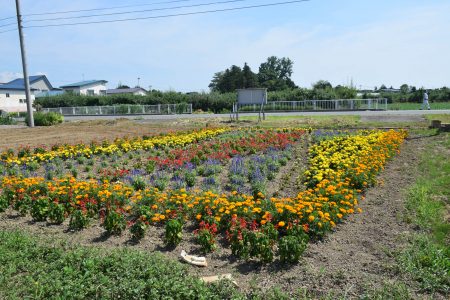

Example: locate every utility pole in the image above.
[15,0,34,127]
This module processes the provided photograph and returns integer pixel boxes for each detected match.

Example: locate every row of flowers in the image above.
[0,129,407,263]
[0,128,229,166]
[148,129,305,169]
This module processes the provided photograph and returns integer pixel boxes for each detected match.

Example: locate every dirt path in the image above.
[0,133,441,298]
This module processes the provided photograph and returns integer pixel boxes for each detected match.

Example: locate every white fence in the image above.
[235,99,388,113]
[42,103,193,116]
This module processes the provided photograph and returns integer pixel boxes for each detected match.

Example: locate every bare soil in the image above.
[0,130,444,299]
[0,119,212,152]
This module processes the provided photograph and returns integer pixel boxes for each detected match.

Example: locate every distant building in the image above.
[60,80,107,96]
[0,75,53,112]
[106,87,147,96]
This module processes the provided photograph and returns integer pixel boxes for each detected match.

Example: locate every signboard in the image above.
[237,88,267,105]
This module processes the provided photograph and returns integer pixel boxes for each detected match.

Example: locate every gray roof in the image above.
[106,87,147,95]
[60,80,107,88]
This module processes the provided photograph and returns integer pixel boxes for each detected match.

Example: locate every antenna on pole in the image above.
[137,77,140,88]
[15,0,34,127]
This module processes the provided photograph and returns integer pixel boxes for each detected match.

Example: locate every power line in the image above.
[0,0,196,23]
[25,0,310,29]
[0,28,17,34]
[0,16,16,22]
[25,0,195,17]
[0,22,16,28]
[25,0,249,23]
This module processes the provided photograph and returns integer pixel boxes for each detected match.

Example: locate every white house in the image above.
[60,80,107,96]
[106,87,147,96]
[0,75,53,112]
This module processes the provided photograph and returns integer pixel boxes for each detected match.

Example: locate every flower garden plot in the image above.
[0,128,407,263]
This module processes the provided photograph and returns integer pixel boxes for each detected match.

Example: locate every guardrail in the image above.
[42,103,193,116]
[235,99,387,112]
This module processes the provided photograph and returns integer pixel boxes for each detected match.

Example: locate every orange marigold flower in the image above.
[278,221,285,227]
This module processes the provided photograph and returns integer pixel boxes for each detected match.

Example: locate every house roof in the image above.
[60,80,107,88]
[0,75,52,91]
[106,87,147,95]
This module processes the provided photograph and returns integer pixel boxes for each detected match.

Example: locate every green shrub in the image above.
[0,115,16,125]
[165,219,183,246]
[47,202,66,224]
[103,210,127,235]
[130,218,148,240]
[30,198,50,222]
[69,210,89,230]
[131,176,146,191]
[26,111,64,126]
[0,195,9,212]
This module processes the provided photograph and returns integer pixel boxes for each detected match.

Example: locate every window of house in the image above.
[6,93,10,98]
[87,89,95,96]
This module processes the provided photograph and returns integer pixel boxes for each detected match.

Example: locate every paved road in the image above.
[62,110,450,122]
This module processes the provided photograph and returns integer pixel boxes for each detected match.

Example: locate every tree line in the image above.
[34,56,449,112]
[363,85,450,103]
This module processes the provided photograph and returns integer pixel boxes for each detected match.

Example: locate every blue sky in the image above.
[0,0,449,91]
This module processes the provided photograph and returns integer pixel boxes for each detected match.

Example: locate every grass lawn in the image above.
[388,102,450,110]
[424,114,450,123]
[236,115,360,128]
[399,132,450,294]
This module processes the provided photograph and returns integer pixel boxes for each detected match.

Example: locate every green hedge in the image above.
[25,112,64,126]
[34,87,358,113]
[0,115,16,125]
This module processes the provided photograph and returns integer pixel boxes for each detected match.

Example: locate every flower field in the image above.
[0,127,407,263]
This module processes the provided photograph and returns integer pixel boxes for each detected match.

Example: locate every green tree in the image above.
[208,65,244,93]
[257,56,297,91]
[400,84,409,94]
[312,80,332,90]
[242,63,258,88]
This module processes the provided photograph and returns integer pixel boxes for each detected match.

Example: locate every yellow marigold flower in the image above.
[196,214,202,220]
[278,221,285,227]
[308,215,315,222]
[337,213,343,219]
[159,215,166,220]
[357,208,362,213]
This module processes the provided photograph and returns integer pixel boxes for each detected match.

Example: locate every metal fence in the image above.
[235,99,388,113]
[42,103,193,116]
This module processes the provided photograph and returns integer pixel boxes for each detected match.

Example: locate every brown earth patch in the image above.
[0,119,206,152]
